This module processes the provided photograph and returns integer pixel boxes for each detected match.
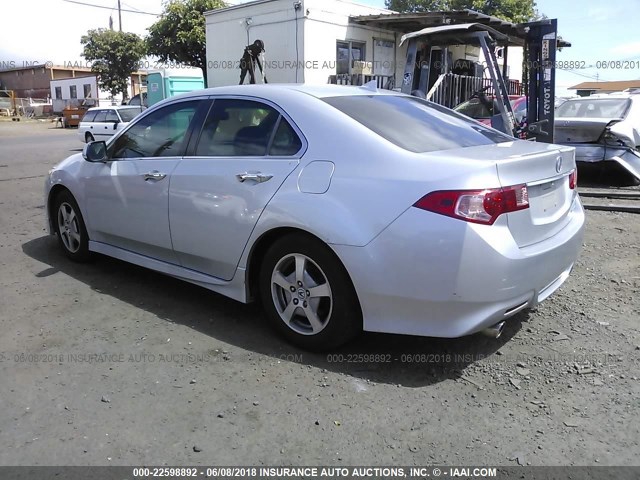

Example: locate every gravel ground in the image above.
[0,121,638,467]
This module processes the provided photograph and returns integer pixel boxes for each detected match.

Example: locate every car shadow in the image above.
[22,235,526,388]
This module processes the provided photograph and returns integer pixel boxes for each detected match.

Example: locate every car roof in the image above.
[171,83,401,101]
[86,105,142,111]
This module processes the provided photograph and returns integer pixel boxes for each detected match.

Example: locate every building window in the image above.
[70,85,77,99]
[336,41,366,75]
[83,84,92,99]
[55,87,62,100]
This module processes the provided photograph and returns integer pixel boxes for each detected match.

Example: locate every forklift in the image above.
[399,18,560,144]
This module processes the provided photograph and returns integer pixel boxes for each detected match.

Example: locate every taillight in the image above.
[569,169,577,189]
[414,184,529,225]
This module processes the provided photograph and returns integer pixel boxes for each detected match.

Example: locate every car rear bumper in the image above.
[568,143,640,181]
[332,195,585,338]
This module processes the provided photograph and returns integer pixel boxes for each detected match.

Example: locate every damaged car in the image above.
[554,92,640,184]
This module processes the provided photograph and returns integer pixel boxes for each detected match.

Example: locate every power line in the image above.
[557,68,608,82]
[61,0,159,16]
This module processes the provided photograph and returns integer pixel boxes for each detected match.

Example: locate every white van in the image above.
[78,106,143,143]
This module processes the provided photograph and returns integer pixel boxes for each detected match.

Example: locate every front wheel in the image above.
[53,190,92,262]
[85,132,94,143]
[259,234,361,351]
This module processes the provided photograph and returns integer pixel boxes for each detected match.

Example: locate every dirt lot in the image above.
[0,120,638,467]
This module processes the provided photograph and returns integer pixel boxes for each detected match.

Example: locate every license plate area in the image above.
[528,178,568,224]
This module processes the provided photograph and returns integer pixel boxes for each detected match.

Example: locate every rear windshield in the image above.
[556,98,630,119]
[118,107,143,122]
[323,95,512,153]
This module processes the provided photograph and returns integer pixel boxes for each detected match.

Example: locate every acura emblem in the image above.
[555,156,563,173]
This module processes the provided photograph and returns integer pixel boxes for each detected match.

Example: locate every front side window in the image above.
[195,99,281,157]
[110,101,200,159]
[324,94,512,153]
[117,107,143,122]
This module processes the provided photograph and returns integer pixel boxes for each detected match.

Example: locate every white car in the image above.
[77,106,143,143]
[46,84,584,350]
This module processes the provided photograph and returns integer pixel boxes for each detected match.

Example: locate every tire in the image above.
[85,132,94,143]
[53,190,92,262]
[259,233,362,351]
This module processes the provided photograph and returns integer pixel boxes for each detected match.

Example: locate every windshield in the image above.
[454,98,494,118]
[118,107,143,122]
[323,95,512,153]
[556,98,630,119]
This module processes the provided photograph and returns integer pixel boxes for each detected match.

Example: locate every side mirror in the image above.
[82,141,108,162]
[113,121,119,130]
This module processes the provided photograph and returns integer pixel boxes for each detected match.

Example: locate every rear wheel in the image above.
[53,190,92,262]
[85,132,94,143]
[259,234,361,351]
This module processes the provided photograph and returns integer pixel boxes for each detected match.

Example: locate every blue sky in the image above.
[2,0,639,96]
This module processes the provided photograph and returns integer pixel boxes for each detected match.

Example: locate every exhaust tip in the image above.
[481,321,506,339]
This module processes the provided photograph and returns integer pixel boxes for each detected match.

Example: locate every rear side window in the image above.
[105,110,119,122]
[323,95,512,153]
[82,111,97,122]
[195,99,281,157]
[93,110,107,123]
[269,118,303,156]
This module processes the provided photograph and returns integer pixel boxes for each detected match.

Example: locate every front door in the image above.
[84,99,205,263]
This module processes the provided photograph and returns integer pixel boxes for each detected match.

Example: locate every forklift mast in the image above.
[522,19,558,143]
[399,24,516,137]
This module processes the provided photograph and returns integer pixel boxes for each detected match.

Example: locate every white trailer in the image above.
[205,0,401,88]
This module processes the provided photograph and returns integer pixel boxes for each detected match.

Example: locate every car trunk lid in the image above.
[554,118,613,143]
[429,141,577,247]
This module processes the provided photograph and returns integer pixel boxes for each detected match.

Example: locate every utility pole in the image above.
[117,0,122,31]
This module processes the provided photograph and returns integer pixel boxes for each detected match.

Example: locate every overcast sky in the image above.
[1,0,639,95]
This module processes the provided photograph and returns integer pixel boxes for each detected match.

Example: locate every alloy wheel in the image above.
[270,253,333,335]
[57,202,82,253]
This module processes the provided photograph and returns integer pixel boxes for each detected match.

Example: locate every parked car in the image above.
[46,84,584,350]
[554,93,640,183]
[454,95,527,126]
[78,106,143,143]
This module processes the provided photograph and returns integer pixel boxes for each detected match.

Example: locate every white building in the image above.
[205,0,400,88]
[50,74,146,113]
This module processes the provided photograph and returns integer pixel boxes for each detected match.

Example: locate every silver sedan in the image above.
[45,84,585,350]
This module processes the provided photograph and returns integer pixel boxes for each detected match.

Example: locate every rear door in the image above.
[169,97,304,280]
[90,109,109,140]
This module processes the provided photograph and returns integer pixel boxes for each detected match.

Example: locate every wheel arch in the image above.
[246,227,363,320]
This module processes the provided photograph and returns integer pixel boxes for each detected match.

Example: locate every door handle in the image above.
[236,172,273,183]
[143,171,167,181]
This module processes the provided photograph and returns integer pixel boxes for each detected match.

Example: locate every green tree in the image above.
[81,29,146,101]
[385,0,537,23]
[146,0,227,87]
